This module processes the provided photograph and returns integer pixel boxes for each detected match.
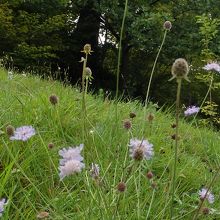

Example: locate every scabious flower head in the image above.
[129,138,154,161]
[59,159,85,180]
[198,188,214,204]
[203,62,220,73]
[90,163,99,179]
[10,126,35,141]
[163,21,172,30]
[49,94,59,105]
[170,58,190,81]
[58,144,85,180]
[123,119,132,130]
[0,198,7,217]
[6,125,15,136]
[184,106,200,116]
[59,144,84,165]
[117,182,126,192]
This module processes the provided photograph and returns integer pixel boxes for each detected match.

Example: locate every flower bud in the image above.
[49,95,59,105]
[117,182,126,192]
[6,125,15,136]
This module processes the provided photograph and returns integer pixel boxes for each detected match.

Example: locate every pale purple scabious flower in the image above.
[129,138,154,160]
[199,188,214,204]
[58,144,85,180]
[10,126,36,141]
[184,106,200,116]
[203,62,220,73]
[0,198,7,217]
[90,163,99,179]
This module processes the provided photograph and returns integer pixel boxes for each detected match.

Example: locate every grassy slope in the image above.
[0,68,219,219]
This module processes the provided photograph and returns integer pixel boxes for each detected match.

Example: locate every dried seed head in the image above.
[202,207,209,215]
[49,95,59,105]
[171,134,180,140]
[146,171,154,179]
[48,143,54,149]
[147,113,154,122]
[83,44,92,54]
[117,182,126,192]
[171,58,190,81]
[129,112,136,119]
[133,148,144,161]
[84,67,92,78]
[171,123,176,128]
[37,211,49,219]
[6,125,15,136]
[163,21,172,30]
[123,119,132,130]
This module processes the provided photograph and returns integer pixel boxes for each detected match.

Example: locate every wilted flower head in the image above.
[198,188,214,204]
[82,44,92,55]
[170,58,190,81]
[184,106,200,116]
[163,21,172,30]
[10,126,35,141]
[6,125,15,136]
[0,198,7,217]
[129,138,154,161]
[90,163,100,179]
[203,62,220,73]
[58,144,85,180]
[123,119,132,130]
[49,94,59,105]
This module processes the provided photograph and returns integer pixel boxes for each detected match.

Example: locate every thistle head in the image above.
[163,21,172,30]
[169,58,190,82]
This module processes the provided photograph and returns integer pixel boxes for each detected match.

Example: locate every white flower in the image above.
[199,188,214,204]
[184,106,200,116]
[58,144,85,180]
[59,159,85,180]
[59,144,84,165]
[90,163,99,179]
[129,138,154,160]
[0,198,7,217]
[203,62,220,72]
[10,126,36,141]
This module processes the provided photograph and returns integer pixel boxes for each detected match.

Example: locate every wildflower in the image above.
[37,211,49,219]
[117,182,126,192]
[169,58,190,81]
[129,112,136,119]
[59,144,84,165]
[123,119,132,130]
[81,44,93,55]
[49,94,59,105]
[203,62,220,73]
[6,125,15,136]
[198,188,214,204]
[59,159,85,180]
[129,138,154,160]
[90,163,99,179]
[146,171,154,179]
[184,106,200,116]
[48,143,54,149]
[10,126,35,141]
[0,198,7,217]
[58,144,85,180]
[163,21,172,30]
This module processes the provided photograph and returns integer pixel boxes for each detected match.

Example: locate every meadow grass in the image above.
[0,68,220,219]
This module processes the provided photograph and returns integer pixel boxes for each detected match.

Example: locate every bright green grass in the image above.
[0,68,220,219]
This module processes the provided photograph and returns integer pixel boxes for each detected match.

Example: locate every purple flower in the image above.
[203,62,220,73]
[184,106,200,116]
[10,126,36,141]
[199,188,214,204]
[129,138,154,160]
[0,198,7,217]
[58,144,85,180]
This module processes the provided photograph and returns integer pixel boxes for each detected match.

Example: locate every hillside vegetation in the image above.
[0,68,220,219]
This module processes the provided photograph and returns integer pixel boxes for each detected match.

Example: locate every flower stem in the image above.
[170,78,182,219]
[146,189,156,219]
